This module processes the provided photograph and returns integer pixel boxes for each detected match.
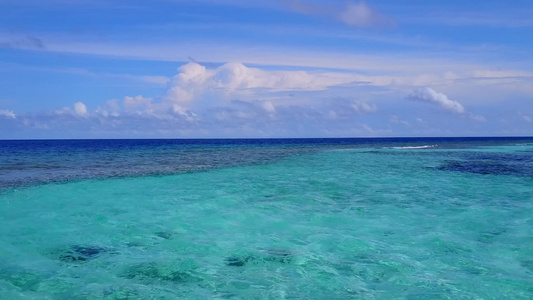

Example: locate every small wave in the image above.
[326,148,361,152]
[390,145,437,149]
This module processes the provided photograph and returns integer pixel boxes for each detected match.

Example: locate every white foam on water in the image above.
[390,145,437,149]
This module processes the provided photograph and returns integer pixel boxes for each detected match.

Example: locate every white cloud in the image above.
[406,87,465,114]
[124,95,153,114]
[127,95,199,122]
[117,95,198,122]
[0,109,16,119]
[73,102,87,116]
[281,0,394,28]
[54,102,89,117]
[261,101,276,114]
[4,60,531,138]
[163,63,533,107]
[16,95,199,138]
[95,99,120,117]
[171,104,198,122]
[340,2,395,28]
[166,62,361,104]
[167,63,213,103]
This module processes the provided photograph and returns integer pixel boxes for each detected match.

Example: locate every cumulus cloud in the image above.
[7,61,524,138]
[95,99,120,117]
[166,62,361,104]
[73,102,87,116]
[0,109,16,119]
[166,62,495,104]
[406,87,465,114]
[124,95,153,114]
[171,104,198,122]
[14,94,199,138]
[280,0,395,28]
[167,63,212,103]
[95,95,198,122]
[53,102,88,117]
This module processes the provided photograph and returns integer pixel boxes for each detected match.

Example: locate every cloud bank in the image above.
[0,62,512,138]
[167,62,361,104]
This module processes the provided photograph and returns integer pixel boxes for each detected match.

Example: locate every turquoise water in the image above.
[1,139,532,299]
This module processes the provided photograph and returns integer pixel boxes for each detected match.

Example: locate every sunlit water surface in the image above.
[1,138,532,299]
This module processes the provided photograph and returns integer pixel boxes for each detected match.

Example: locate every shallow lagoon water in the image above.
[0,138,532,299]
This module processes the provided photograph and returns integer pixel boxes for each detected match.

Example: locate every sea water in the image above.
[0,138,532,299]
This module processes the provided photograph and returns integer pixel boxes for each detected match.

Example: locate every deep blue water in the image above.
[1,137,532,190]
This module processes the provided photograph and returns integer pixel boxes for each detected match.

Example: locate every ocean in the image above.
[0,137,532,299]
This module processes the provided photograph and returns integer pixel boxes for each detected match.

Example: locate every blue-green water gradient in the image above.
[0,138,532,299]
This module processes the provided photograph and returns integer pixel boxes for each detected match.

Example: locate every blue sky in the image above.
[1,0,532,138]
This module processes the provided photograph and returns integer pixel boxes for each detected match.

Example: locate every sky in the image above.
[0,0,532,139]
